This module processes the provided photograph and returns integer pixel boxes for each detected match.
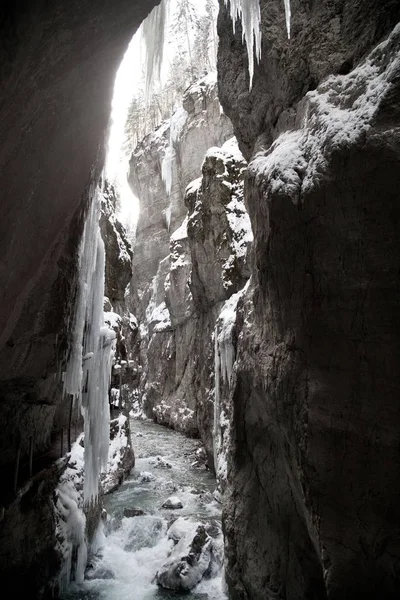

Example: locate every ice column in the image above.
[65,185,116,504]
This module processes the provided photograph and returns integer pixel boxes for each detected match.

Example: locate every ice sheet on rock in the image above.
[141,0,170,101]
[54,439,87,591]
[161,106,188,196]
[283,0,291,39]
[213,280,251,475]
[161,145,174,196]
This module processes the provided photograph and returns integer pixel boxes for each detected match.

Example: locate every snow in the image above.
[149,302,171,331]
[54,439,87,591]
[248,23,400,201]
[221,136,245,162]
[171,216,188,242]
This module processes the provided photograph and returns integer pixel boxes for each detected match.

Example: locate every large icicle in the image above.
[283,0,291,39]
[224,0,262,88]
[64,186,116,505]
[213,328,221,474]
[142,0,170,101]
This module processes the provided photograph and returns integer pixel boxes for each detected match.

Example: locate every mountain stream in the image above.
[63,419,227,600]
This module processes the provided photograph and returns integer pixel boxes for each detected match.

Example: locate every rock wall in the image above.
[129,73,233,295]
[0,0,159,593]
[217,1,400,598]
[149,141,251,457]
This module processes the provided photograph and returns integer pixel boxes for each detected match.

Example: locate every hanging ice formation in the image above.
[224,0,261,88]
[224,0,291,87]
[142,0,169,102]
[64,183,116,505]
[283,0,291,39]
[213,285,248,472]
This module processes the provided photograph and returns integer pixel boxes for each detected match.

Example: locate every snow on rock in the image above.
[54,439,87,590]
[162,496,184,510]
[101,414,135,495]
[137,471,156,483]
[104,311,122,331]
[249,24,400,203]
[156,524,212,591]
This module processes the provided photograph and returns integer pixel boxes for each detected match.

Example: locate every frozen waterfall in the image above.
[64,185,116,504]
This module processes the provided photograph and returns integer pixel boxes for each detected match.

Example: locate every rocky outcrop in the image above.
[100,182,133,307]
[129,73,233,296]
[131,135,252,459]
[127,73,242,446]
[217,2,400,598]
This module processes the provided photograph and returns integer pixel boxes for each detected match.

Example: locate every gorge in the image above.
[1,1,400,599]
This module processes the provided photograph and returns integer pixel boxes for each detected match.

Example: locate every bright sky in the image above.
[105,0,216,230]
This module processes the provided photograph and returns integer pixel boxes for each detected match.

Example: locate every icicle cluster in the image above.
[224,0,291,88]
[64,186,116,504]
[223,0,262,88]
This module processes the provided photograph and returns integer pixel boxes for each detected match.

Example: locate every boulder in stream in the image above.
[123,507,146,518]
[156,524,212,591]
[162,496,183,509]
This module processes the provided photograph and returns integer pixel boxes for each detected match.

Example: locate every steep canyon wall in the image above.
[217,1,400,598]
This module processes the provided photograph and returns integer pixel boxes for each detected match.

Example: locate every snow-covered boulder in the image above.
[156,524,212,591]
[162,496,183,510]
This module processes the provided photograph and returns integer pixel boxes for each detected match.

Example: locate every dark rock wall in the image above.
[217,1,400,598]
[0,0,158,593]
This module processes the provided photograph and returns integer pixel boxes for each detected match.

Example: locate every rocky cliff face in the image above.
[137,138,251,459]
[217,1,400,598]
[129,73,233,295]
[127,75,252,459]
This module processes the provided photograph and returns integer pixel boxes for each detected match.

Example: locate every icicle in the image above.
[161,146,174,196]
[142,0,170,102]
[213,328,221,474]
[283,0,291,39]
[223,0,262,89]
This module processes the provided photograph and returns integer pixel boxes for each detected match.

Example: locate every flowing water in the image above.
[63,419,227,600]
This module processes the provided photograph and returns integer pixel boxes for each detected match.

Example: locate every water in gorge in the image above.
[62,418,227,600]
